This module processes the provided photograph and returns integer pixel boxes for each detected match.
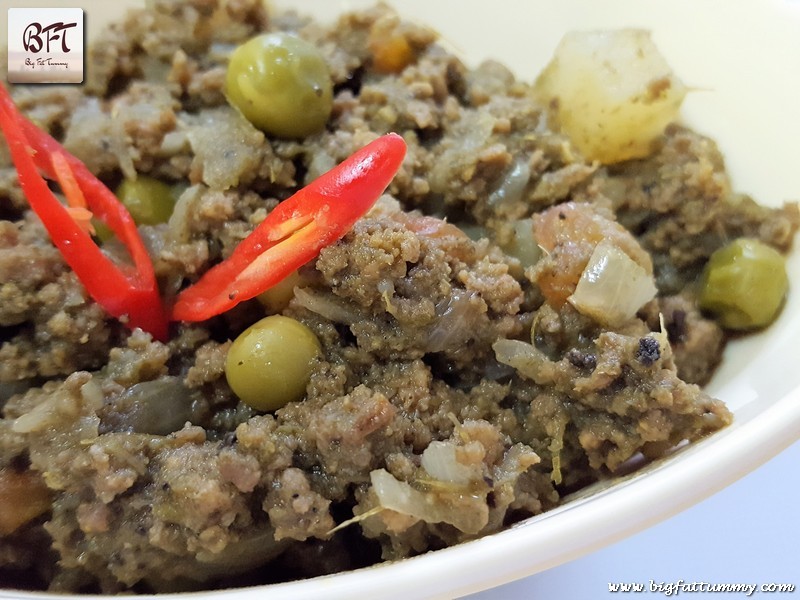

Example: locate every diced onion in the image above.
[426,289,480,353]
[99,377,201,436]
[492,339,556,385]
[293,287,360,324]
[488,157,531,209]
[370,469,487,534]
[13,398,60,434]
[501,218,542,268]
[421,441,477,485]
[568,240,657,326]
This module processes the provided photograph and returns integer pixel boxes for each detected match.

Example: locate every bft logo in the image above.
[7,8,84,84]
[22,21,78,54]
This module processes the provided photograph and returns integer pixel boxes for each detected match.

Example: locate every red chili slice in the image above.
[0,84,169,341]
[171,133,407,322]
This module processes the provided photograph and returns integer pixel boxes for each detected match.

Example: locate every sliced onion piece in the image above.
[501,218,542,268]
[488,156,531,209]
[293,287,360,324]
[421,441,478,486]
[369,469,487,534]
[425,289,480,353]
[492,338,556,385]
[568,240,657,327]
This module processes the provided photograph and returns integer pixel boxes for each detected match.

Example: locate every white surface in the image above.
[1,1,799,599]
[467,440,800,600]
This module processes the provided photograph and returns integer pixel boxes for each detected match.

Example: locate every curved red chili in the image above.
[0,84,169,340]
[171,133,407,322]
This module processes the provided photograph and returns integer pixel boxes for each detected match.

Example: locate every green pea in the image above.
[257,270,303,314]
[225,32,333,139]
[699,238,788,330]
[225,315,321,411]
[116,177,176,226]
[91,219,115,243]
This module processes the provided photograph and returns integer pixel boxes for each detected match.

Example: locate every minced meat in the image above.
[0,0,795,593]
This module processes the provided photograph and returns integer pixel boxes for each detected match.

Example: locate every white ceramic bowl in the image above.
[2,1,799,598]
